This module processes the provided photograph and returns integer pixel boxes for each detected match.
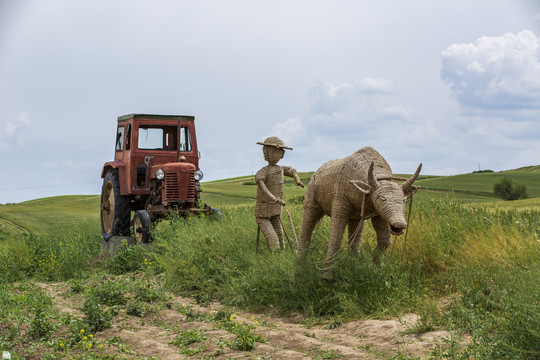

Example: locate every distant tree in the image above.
[472,169,494,174]
[493,178,528,201]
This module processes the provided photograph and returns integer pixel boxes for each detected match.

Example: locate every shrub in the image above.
[25,222,102,281]
[0,235,31,283]
[169,329,208,347]
[105,240,147,274]
[80,298,116,332]
[493,178,528,201]
[126,301,146,317]
[29,305,56,340]
[87,279,127,306]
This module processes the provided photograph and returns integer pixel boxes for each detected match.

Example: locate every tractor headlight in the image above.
[194,170,204,181]
[155,169,165,180]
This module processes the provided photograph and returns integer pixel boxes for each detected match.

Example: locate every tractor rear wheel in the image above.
[133,210,152,243]
[101,169,131,241]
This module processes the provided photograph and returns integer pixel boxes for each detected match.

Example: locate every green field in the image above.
[1,166,540,359]
[0,195,100,235]
[1,168,539,237]
[415,165,540,198]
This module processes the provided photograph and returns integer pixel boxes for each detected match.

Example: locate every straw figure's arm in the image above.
[282,166,305,188]
[257,179,286,206]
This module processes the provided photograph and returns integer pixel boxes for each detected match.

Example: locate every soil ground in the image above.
[36,282,452,360]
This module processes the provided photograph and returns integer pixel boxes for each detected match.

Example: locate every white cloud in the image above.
[441,30,540,112]
[308,78,397,116]
[270,117,305,145]
[1,112,32,148]
[357,77,395,94]
[269,78,423,173]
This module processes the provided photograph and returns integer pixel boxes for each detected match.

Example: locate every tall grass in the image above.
[151,195,540,358]
[1,194,538,358]
[0,221,102,282]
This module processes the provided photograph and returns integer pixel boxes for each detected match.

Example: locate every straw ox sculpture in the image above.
[297,147,422,279]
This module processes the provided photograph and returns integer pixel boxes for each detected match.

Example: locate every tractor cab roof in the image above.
[117,114,195,122]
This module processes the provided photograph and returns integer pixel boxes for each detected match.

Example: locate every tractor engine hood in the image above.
[150,162,196,179]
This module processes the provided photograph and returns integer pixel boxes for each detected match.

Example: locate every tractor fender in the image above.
[101,161,128,195]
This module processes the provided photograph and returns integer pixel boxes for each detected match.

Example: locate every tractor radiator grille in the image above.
[187,172,196,201]
[165,173,179,199]
[162,170,196,205]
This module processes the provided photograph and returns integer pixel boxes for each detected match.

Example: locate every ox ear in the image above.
[402,163,422,196]
[349,180,372,194]
[367,162,379,189]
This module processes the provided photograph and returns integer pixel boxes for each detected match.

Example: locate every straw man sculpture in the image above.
[255,137,304,251]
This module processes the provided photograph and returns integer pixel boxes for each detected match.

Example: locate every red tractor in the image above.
[100,114,217,243]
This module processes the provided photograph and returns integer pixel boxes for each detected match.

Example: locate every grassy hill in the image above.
[200,172,312,206]
[0,195,100,235]
[415,165,540,198]
[1,167,539,237]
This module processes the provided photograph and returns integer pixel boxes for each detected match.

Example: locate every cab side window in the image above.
[125,124,131,150]
[116,126,125,151]
[180,127,192,152]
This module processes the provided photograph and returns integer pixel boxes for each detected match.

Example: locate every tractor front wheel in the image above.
[101,169,131,241]
[133,210,152,243]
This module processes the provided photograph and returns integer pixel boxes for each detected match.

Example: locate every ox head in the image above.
[350,162,422,236]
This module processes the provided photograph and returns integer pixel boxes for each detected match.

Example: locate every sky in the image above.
[1,0,540,203]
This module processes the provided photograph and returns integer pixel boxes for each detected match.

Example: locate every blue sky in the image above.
[1,0,540,203]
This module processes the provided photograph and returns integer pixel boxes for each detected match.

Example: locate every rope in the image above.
[315,193,367,271]
[278,215,295,253]
[400,193,414,265]
[285,209,298,247]
[315,191,416,271]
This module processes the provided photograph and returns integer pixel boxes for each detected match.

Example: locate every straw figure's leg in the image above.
[256,217,281,252]
[371,215,391,265]
[347,219,363,254]
[270,215,284,250]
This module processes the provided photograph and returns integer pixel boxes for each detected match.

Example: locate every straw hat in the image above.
[257,136,293,150]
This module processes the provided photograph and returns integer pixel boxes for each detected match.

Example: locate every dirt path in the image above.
[37,282,452,359]
[0,216,30,234]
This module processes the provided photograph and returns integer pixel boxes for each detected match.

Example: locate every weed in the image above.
[178,305,213,322]
[105,240,147,275]
[312,349,343,359]
[80,298,116,332]
[87,280,126,306]
[169,328,208,347]
[179,345,207,355]
[404,303,444,334]
[134,281,164,303]
[224,313,266,351]
[28,305,55,340]
[24,222,101,281]
[323,316,343,330]
[126,301,146,317]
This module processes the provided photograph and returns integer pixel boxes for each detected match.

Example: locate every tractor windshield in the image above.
[138,125,191,151]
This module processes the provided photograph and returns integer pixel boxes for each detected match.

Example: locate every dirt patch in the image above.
[35,282,452,359]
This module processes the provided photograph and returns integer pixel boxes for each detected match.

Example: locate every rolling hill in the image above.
[1,166,539,237]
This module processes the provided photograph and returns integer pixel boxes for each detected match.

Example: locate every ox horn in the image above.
[402,163,422,193]
[367,162,379,189]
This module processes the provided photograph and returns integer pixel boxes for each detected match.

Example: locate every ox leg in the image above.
[347,219,363,255]
[371,216,391,265]
[322,198,349,280]
[294,202,323,284]
[297,203,323,263]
